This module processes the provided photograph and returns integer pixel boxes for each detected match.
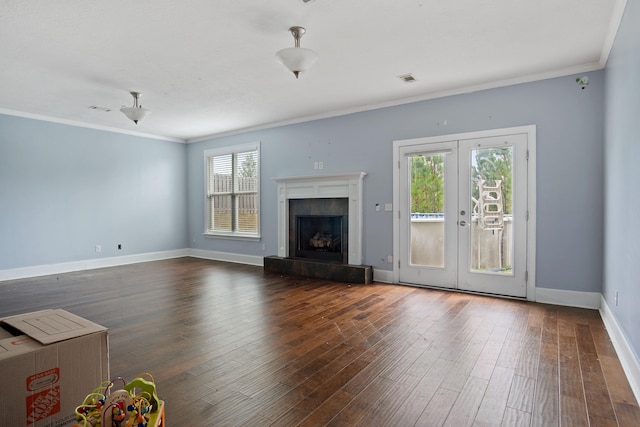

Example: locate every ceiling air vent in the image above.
[398,73,417,83]
[88,105,112,112]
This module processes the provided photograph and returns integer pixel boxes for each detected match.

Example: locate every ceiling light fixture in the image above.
[275,26,318,79]
[120,91,151,124]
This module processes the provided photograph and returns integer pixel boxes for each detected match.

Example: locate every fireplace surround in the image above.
[264,172,372,283]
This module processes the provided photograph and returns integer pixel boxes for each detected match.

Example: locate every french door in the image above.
[394,128,533,298]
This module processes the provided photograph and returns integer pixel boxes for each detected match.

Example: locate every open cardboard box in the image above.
[0,309,109,426]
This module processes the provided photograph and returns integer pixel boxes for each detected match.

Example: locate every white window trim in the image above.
[203,141,261,240]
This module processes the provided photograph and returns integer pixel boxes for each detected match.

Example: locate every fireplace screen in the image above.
[295,215,344,262]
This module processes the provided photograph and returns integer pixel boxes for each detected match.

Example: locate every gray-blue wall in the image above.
[0,115,188,269]
[0,55,607,299]
[188,72,605,294]
[604,0,640,365]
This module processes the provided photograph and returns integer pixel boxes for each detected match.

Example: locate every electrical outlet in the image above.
[387,255,393,263]
[95,245,101,253]
[262,243,266,251]
[314,161,318,169]
[318,161,324,169]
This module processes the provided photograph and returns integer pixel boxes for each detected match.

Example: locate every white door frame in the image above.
[392,125,537,301]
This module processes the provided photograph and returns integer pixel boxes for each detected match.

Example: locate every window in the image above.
[205,142,260,238]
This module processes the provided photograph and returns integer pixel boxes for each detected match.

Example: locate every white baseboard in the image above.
[534,287,601,309]
[600,296,640,405]
[373,278,603,310]
[188,249,264,267]
[373,268,393,283]
[0,249,263,282]
[0,249,189,281]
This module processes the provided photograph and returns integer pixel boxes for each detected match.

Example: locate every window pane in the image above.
[212,195,232,232]
[237,193,258,233]
[236,151,258,193]
[210,154,232,195]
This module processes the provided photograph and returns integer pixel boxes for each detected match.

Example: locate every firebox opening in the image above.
[295,215,345,263]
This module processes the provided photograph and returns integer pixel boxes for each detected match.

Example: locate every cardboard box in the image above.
[0,309,109,427]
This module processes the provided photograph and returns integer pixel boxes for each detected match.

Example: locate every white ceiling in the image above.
[0,0,625,142]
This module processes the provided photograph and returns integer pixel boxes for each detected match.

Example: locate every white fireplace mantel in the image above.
[274,172,366,265]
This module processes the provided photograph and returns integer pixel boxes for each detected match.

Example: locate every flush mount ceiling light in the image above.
[275,26,318,79]
[120,91,151,124]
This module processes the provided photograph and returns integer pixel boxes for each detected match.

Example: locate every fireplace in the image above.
[297,215,343,258]
[289,194,349,262]
[265,172,372,283]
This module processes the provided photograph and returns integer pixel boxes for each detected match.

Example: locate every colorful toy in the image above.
[72,374,164,427]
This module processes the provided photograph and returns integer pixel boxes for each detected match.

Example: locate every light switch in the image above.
[384,203,393,211]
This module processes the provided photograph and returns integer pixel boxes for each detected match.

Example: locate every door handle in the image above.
[460,221,467,226]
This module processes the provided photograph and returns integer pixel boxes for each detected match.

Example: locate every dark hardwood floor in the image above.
[1,257,638,426]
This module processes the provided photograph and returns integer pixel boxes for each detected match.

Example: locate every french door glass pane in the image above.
[469,147,513,275]
[409,153,445,268]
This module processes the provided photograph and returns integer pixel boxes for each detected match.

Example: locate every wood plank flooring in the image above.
[1,257,638,426]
